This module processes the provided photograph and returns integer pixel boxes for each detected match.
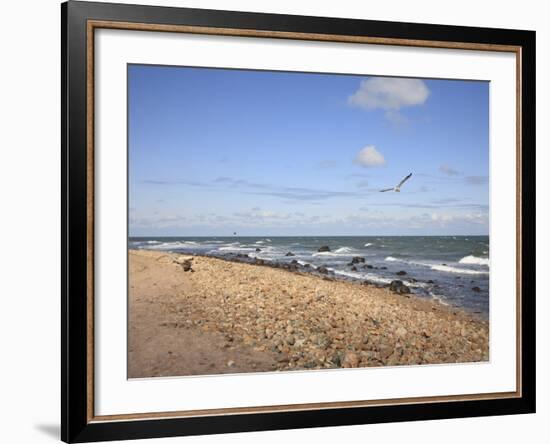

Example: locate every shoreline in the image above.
[135,247,487,318]
[128,249,489,378]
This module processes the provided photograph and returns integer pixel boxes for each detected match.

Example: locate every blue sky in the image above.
[128,64,489,236]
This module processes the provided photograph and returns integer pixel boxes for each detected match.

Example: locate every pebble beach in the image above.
[128,249,489,378]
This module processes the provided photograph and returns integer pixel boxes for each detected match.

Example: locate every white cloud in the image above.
[354,145,386,167]
[348,77,429,111]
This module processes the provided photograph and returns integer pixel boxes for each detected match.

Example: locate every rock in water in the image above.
[396,270,407,276]
[317,266,329,274]
[255,248,261,252]
[348,256,365,265]
[389,280,411,294]
[317,245,331,252]
[285,251,295,257]
[472,286,481,292]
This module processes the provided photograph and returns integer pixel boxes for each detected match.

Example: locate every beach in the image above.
[128,249,489,378]
[130,236,490,315]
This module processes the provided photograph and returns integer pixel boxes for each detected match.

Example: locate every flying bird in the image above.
[380,173,412,192]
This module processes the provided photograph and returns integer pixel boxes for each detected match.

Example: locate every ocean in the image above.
[129,236,489,317]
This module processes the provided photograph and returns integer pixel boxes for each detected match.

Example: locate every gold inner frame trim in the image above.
[86,19,523,423]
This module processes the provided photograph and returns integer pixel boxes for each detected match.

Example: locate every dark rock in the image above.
[331,352,343,367]
[426,280,435,284]
[348,256,365,265]
[380,266,387,270]
[181,260,193,272]
[350,266,358,271]
[317,245,331,252]
[290,259,299,265]
[366,264,374,269]
[236,253,249,258]
[285,251,295,257]
[396,270,407,276]
[472,286,481,292]
[317,266,329,274]
[255,248,261,252]
[303,263,311,268]
[389,280,411,295]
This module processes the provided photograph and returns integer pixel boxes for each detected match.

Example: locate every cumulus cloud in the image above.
[348,77,429,111]
[439,164,461,176]
[354,145,386,167]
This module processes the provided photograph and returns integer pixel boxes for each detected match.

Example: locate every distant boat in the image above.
[380,173,412,192]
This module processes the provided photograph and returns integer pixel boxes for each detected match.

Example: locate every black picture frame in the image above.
[62,1,536,442]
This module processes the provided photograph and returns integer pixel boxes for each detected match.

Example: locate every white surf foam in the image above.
[218,246,255,252]
[334,247,355,254]
[430,264,489,275]
[459,255,490,266]
[332,269,392,285]
[313,247,356,257]
[144,241,186,250]
[429,292,450,306]
[385,256,400,262]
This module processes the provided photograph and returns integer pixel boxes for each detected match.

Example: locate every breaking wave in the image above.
[430,264,489,275]
[385,256,400,262]
[459,255,490,266]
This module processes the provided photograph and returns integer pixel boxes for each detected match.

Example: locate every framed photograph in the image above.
[61,1,535,442]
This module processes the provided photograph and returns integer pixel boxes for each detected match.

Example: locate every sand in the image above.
[128,249,489,378]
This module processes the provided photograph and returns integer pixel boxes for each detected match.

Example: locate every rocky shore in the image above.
[128,249,489,378]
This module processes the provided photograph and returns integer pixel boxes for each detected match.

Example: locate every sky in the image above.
[128,64,489,237]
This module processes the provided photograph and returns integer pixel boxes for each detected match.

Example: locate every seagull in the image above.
[380,173,413,192]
